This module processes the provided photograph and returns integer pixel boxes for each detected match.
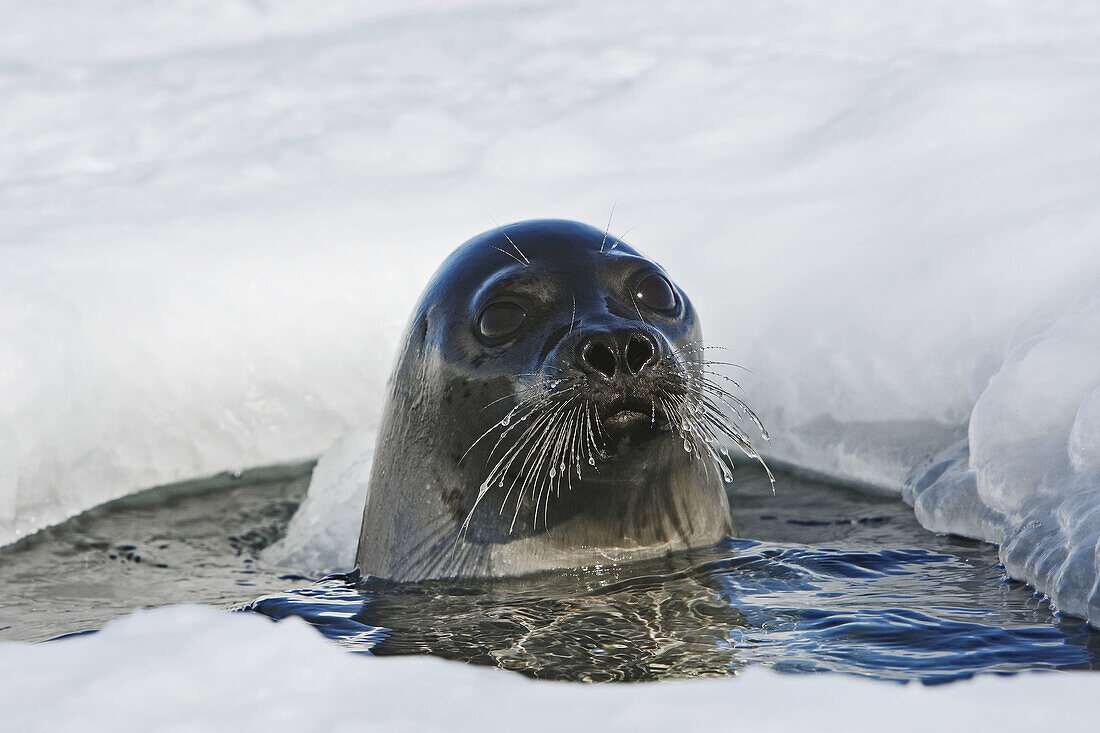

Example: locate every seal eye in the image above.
[634,274,677,313]
[478,302,526,340]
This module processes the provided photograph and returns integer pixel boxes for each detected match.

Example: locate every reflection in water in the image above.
[249,465,1100,682]
[2,460,1097,683]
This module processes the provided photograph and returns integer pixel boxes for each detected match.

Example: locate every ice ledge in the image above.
[2,603,1098,733]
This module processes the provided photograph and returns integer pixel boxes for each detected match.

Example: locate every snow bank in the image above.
[4,1,1100,617]
[1,604,1098,733]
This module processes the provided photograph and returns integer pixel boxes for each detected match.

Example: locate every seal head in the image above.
[356,219,767,581]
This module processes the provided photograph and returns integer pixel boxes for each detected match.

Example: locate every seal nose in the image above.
[578,330,658,380]
[625,333,656,374]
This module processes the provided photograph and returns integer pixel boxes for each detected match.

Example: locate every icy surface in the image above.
[4,1,1100,619]
[906,299,1100,620]
[1,604,1099,733]
[267,422,376,573]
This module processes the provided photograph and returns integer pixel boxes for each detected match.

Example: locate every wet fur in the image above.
[355,220,768,581]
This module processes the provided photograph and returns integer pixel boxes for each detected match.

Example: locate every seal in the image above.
[356,219,770,581]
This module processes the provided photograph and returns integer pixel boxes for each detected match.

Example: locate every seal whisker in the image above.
[678,377,776,490]
[479,380,557,411]
[700,410,775,490]
[498,413,562,524]
[487,399,570,498]
[555,404,580,503]
[629,290,650,325]
[539,397,578,499]
[536,405,575,530]
[483,388,571,456]
[675,360,749,376]
[692,378,768,438]
[553,403,584,496]
[463,396,544,463]
[656,371,742,422]
[459,413,545,539]
[584,398,605,462]
[674,364,750,391]
[568,403,585,483]
[665,391,728,481]
[610,224,638,252]
[463,383,565,464]
[675,356,752,374]
[599,201,617,254]
[654,363,766,437]
[531,407,569,528]
[531,403,569,495]
[567,294,576,338]
[660,394,730,484]
[698,399,753,446]
[500,398,576,530]
[654,351,771,487]
[478,379,578,457]
[475,375,562,418]
[479,396,571,512]
[490,215,530,265]
[490,244,528,267]
[456,402,567,545]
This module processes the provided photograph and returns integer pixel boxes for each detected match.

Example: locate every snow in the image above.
[1,603,1098,733]
[3,0,1100,631]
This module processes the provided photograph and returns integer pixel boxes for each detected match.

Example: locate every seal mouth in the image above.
[600,396,667,441]
[604,409,650,430]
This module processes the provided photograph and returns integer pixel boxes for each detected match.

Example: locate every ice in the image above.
[907,300,1100,620]
[4,0,1100,626]
[264,422,377,574]
[1,603,1098,732]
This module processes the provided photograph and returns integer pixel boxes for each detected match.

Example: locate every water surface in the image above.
[2,462,1097,683]
[253,465,1100,683]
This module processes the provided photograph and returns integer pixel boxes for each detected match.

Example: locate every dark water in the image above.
[3,462,1098,683]
[0,464,314,642]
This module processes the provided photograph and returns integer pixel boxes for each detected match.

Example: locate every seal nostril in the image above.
[626,335,655,374]
[583,342,617,379]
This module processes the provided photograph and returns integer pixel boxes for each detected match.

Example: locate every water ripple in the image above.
[249,537,1099,683]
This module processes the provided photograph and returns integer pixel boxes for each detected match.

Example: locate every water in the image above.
[0,464,314,642]
[2,462,1098,683]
